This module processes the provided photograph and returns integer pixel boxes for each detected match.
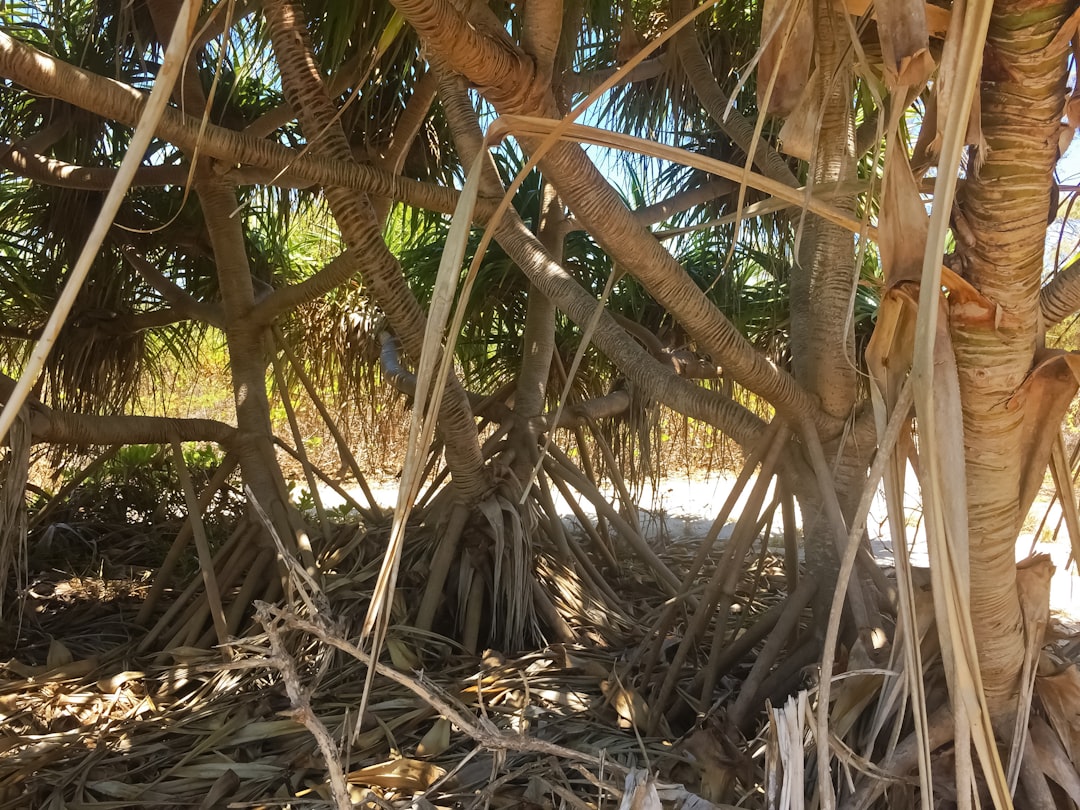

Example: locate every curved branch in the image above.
[562,55,670,96]
[122,247,224,327]
[243,49,363,138]
[428,59,769,447]
[2,145,189,188]
[389,0,831,435]
[524,135,831,432]
[670,0,799,188]
[1040,257,1080,326]
[630,177,735,227]
[0,32,467,218]
[612,312,665,353]
[0,308,199,341]
[0,145,324,191]
[497,212,766,447]
[0,373,236,446]
[263,0,489,501]
[387,0,538,111]
[84,308,202,334]
[249,249,357,323]
[40,410,236,447]
[379,331,632,430]
[370,68,439,223]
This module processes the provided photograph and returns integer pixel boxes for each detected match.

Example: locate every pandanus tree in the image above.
[3,0,1080,805]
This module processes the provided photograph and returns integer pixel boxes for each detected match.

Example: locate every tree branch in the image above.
[428,57,769,447]
[388,0,538,112]
[263,0,489,501]
[0,372,236,446]
[379,331,634,430]
[562,55,670,96]
[1040,257,1080,326]
[1,144,189,188]
[370,68,439,223]
[521,0,563,79]
[0,145,326,191]
[0,32,467,217]
[122,247,224,327]
[630,178,736,226]
[670,0,799,188]
[499,206,767,446]
[249,249,358,323]
[391,2,830,434]
[243,49,364,138]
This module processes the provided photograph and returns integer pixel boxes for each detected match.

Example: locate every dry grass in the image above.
[0,499,793,809]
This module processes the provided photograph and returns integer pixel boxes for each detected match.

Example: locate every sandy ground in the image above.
[312,468,1080,620]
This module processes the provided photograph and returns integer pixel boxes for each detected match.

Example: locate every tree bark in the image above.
[262,0,490,504]
[0,31,467,218]
[148,0,297,550]
[952,0,1069,716]
[787,1,864,607]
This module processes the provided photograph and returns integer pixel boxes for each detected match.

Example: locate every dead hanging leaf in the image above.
[46,639,73,670]
[345,758,446,792]
[1049,5,1080,54]
[965,89,987,174]
[618,769,662,810]
[600,675,650,730]
[875,0,935,89]
[911,84,985,175]
[931,0,989,183]
[1028,712,1080,804]
[1036,664,1080,762]
[1016,554,1054,637]
[911,90,940,174]
[778,68,820,160]
[879,132,929,285]
[1066,90,1080,130]
[846,0,951,38]
[1013,353,1080,518]
[1048,432,1080,582]
[385,637,420,670]
[415,717,451,758]
[1010,553,1056,788]
[757,0,813,118]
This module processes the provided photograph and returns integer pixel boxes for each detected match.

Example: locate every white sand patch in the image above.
[306,467,1080,619]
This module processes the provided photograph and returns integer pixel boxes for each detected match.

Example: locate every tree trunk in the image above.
[148,0,298,550]
[788,0,863,607]
[952,0,1068,717]
[510,182,564,484]
[194,172,298,547]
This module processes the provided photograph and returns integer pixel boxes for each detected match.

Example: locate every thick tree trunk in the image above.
[952,0,1068,716]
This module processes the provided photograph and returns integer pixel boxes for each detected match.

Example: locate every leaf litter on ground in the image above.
[0,499,801,809]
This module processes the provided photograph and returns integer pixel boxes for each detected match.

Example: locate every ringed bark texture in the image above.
[953,0,1069,715]
[262,0,489,503]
